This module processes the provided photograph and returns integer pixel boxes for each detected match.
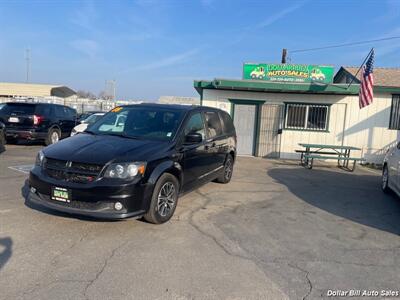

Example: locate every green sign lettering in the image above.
[243,63,334,83]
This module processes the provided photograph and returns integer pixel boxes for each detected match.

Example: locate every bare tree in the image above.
[98,91,113,100]
[76,90,97,100]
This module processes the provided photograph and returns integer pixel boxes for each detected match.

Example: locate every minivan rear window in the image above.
[205,111,223,138]
[219,111,235,135]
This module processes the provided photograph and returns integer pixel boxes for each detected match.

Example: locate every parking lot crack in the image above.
[288,262,312,300]
[189,190,253,262]
[83,241,128,300]
[51,230,90,266]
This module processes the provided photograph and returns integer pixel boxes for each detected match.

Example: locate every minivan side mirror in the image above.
[184,132,202,144]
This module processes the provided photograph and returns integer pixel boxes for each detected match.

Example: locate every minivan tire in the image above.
[215,154,234,184]
[144,173,179,224]
[45,128,61,146]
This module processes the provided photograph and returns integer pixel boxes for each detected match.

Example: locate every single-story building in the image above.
[194,64,400,164]
[0,82,76,99]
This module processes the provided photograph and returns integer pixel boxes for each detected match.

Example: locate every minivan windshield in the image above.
[87,106,184,141]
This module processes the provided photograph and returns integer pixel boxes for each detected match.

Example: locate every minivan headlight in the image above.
[35,150,45,167]
[104,162,146,179]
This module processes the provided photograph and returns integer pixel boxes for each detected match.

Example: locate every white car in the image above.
[382,142,400,196]
[70,113,105,136]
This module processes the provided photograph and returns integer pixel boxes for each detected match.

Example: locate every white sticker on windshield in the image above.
[166,132,172,137]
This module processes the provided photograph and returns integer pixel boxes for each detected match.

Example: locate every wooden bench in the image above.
[295,149,340,155]
[303,154,365,172]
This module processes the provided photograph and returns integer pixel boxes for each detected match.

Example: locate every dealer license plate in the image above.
[8,117,19,123]
[51,187,71,203]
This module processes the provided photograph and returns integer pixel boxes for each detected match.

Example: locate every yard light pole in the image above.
[25,48,31,83]
[105,80,117,101]
[112,80,116,102]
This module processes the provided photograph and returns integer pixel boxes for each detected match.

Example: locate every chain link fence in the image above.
[0,97,141,113]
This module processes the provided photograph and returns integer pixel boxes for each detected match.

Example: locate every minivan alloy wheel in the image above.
[51,131,59,144]
[382,166,389,190]
[224,158,233,180]
[215,155,234,184]
[157,182,176,217]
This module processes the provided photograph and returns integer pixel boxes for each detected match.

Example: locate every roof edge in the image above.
[194,78,400,95]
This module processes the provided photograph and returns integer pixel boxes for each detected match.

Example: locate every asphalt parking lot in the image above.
[1,145,400,300]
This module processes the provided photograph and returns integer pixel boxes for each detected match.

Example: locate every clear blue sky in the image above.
[0,0,399,100]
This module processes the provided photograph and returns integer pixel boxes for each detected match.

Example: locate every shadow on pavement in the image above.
[6,139,43,146]
[21,180,120,223]
[268,167,400,235]
[0,237,12,270]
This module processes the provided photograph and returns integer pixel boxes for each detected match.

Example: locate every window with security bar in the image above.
[285,103,329,131]
[389,95,400,130]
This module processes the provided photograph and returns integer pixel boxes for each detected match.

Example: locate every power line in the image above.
[290,36,400,54]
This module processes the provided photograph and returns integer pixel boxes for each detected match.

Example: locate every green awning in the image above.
[194,79,400,96]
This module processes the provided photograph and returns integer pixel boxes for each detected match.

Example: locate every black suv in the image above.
[29,104,237,224]
[0,121,5,153]
[0,102,77,145]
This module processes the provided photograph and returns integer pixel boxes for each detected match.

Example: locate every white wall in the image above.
[202,89,397,164]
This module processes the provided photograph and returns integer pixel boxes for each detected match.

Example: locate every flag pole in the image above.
[347,47,374,89]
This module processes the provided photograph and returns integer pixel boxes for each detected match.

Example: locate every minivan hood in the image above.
[43,133,168,165]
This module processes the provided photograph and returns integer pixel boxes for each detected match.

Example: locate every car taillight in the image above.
[33,115,44,125]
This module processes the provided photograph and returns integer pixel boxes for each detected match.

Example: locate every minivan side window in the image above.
[205,111,223,138]
[219,111,235,135]
[184,113,205,139]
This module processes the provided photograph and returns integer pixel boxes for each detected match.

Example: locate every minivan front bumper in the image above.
[28,191,145,219]
[28,166,151,219]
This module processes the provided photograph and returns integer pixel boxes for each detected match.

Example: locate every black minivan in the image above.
[29,104,237,224]
[0,102,77,145]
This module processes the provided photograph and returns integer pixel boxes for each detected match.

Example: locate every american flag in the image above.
[359,49,374,108]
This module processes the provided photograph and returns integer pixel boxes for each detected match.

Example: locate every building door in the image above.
[233,104,257,155]
[257,104,284,158]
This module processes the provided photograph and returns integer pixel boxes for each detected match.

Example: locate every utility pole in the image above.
[112,80,116,101]
[281,48,287,64]
[25,48,31,83]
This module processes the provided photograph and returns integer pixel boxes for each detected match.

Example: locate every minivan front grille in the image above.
[44,158,104,184]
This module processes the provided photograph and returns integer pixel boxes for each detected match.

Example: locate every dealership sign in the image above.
[243,63,334,83]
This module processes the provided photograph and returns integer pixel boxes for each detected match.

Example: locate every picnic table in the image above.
[297,143,364,171]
